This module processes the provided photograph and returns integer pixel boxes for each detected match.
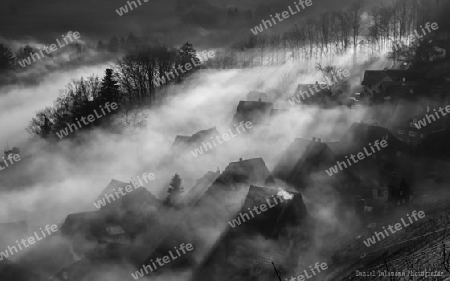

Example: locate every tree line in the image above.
[26,42,202,139]
[0,32,150,76]
[205,0,448,68]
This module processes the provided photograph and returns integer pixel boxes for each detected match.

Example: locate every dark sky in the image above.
[2,0,447,48]
[0,0,366,48]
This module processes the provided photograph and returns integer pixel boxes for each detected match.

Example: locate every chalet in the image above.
[146,158,278,280]
[379,81,420,100]
[232,100,273,126]
[273,137,337,189]
[335,123,407,170]
[60,211,131,245]
[352,168,413,220]
[103,225,130,244]
[361,70,387,92]
[361,69,424,97]
[170,127,220,153]
[220,157,274,187]
[95,179,161,218]
[392,114,430,146]
[183,170,220,205]
[371,175,412,205]
[246,91,269,102]
[337,123,406,155]
[190,185,313,281]
[392,102,450,147]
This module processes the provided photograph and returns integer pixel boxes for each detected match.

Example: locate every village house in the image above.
[232,100,274,127]
[61,211,132,245]
[246,91,269,102]
[170,127,220,155]
[355,172,413,218]
[361,69,424,100]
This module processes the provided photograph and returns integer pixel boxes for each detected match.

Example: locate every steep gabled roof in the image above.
[184,170,220,205]
[171,127,219,151]
[240,186,309,236]
[190,185,313,280]
[236,101,273,114]
[385,69,423,82]
[60,211,109,238]
[362,69,424,88]
[273,138,336,185]
[246,91,269,102]
[96,179,128,209]
[95,179,161,214]
[233,100,274,125]
[338,122,405,153]
[361,70,387,87]
[222,157,274,187]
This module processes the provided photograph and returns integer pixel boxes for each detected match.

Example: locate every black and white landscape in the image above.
[1,0,450,280]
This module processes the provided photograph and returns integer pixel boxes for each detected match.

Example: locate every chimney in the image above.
[258,98,262,102]
[312,137,316,142]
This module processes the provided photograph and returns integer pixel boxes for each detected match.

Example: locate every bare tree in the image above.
[349,1,363,50]
[119,108,148,130]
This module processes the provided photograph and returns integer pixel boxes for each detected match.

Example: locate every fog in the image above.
[0,53,389,281]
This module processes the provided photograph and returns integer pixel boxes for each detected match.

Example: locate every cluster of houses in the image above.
[2,63,450,280]
[360,67,450,146]
[221,65,450,224]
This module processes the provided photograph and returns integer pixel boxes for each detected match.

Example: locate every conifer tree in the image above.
[180,42,200,66]
[165,174,184,206]
[99,69,121,104]
[0,44,16,72]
